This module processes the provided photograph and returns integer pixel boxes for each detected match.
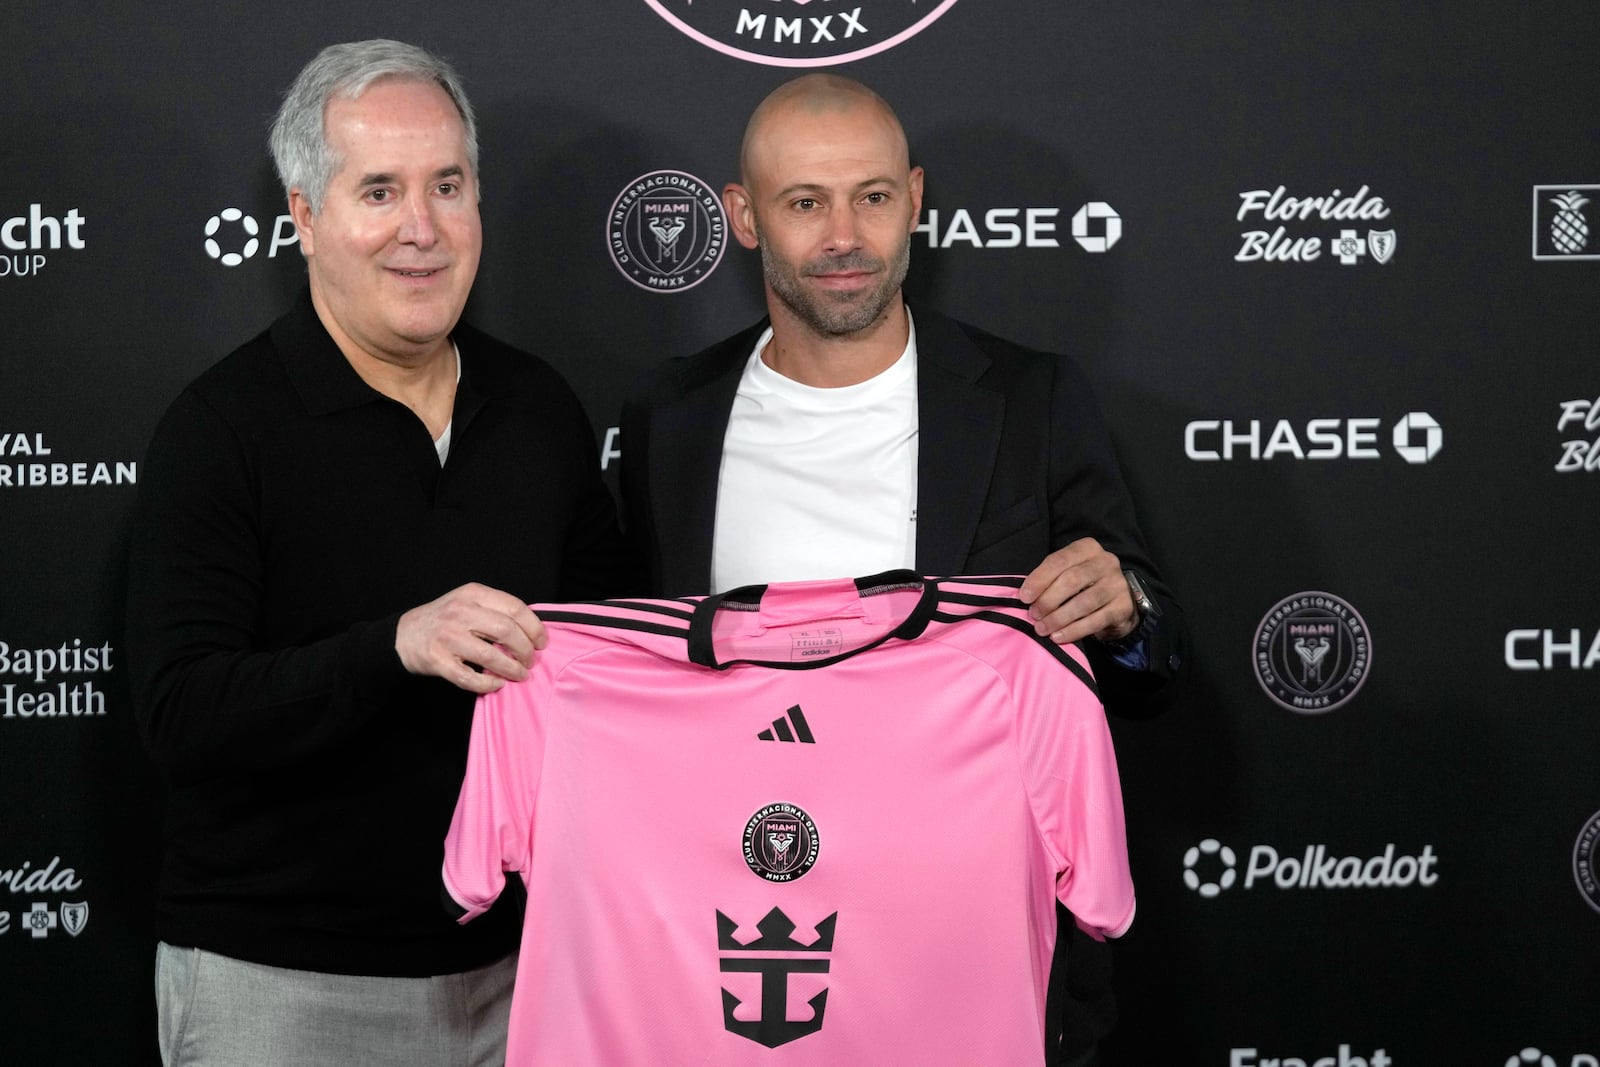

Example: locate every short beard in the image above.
[759,230,911,338]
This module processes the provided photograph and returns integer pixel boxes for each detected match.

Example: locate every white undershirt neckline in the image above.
[709,315,920,592]
[434,341,462,465]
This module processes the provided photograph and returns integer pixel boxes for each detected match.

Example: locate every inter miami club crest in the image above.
[1253,591,1372,714]
[640,0,963,68]
[742,802,819,882]
[606,170,726,293]
[1576,809,1600,915]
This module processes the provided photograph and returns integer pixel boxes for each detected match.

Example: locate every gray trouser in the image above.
[155,942,515,1067]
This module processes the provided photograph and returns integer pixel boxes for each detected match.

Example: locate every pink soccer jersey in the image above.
[443,572,1134,1065]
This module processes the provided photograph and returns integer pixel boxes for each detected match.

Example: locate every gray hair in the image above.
[269,39,479,214]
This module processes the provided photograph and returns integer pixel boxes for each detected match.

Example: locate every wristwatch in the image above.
[1123,569,1161,621]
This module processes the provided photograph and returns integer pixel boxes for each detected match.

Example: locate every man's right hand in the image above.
[396,583,548,694]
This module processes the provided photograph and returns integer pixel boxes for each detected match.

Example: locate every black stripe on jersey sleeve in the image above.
[930,609,1099,698]
[936,575,1027,590]
[935,591,1028,609]
[546,599,697,621]
[537,609,693,641]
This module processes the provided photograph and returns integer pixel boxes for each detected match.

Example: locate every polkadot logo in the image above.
[1182,838,1238,898]
[1505,1051,1557,1067]
[204,208,260,267]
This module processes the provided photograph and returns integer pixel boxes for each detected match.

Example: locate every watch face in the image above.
[1125,571,1158,616]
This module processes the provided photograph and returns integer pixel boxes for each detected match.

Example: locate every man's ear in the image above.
[906,166,925,236]
[724,183,760,250]
[288,188,316,257]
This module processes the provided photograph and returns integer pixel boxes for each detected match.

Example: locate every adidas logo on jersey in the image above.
[757,705,814,743]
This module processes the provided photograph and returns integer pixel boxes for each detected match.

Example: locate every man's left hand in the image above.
[1017,537,1138,645]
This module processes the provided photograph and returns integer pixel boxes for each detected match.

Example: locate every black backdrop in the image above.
[4,3,1598,1063]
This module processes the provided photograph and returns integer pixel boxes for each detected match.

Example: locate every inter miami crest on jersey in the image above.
[741,802,819,882]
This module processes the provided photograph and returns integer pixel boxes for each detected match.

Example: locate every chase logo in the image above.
[641,0,960,67]
[1185,414,1442,463]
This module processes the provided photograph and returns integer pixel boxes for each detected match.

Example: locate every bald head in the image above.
[722,73,923,361]
[739,74,910,190]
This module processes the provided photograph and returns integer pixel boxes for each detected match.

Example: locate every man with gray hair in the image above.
[127,40,628,1064]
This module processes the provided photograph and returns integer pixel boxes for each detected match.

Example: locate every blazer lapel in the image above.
[649,327,760,595]
[912,311,1004,576]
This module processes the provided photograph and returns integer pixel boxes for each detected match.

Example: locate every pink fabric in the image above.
[443,575,1133,1065]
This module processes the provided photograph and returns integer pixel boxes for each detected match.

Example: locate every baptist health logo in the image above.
[1,204,86,279]
[917,203,1121,252]
[203,207,299,267]
[1236,185,1395,264]
[1532,185,1598,260]
[1184,838,1438,896]
[1,857,89,940]
[642,0,960,68]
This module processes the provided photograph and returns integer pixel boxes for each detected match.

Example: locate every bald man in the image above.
[620,74,1184,1065]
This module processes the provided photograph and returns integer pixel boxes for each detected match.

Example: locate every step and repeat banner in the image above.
[3,2,1597,1063]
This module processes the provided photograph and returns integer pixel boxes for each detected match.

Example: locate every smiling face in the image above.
[289,76,481,368]
[726,78,923,342]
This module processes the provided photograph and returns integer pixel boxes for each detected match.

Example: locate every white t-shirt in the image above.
[710,319,919,591]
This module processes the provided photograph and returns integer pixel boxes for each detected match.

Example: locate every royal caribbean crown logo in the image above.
[716,906,836,1047]
[641,0,960,67]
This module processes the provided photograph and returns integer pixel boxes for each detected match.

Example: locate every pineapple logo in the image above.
[1549,191,1590,254]
[1532,184,1599,260]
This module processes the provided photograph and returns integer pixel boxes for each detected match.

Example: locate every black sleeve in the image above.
[124,390,408,781]
[1045,354,1187,713]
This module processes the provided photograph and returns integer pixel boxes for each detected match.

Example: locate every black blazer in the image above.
[620,308,1184,710]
